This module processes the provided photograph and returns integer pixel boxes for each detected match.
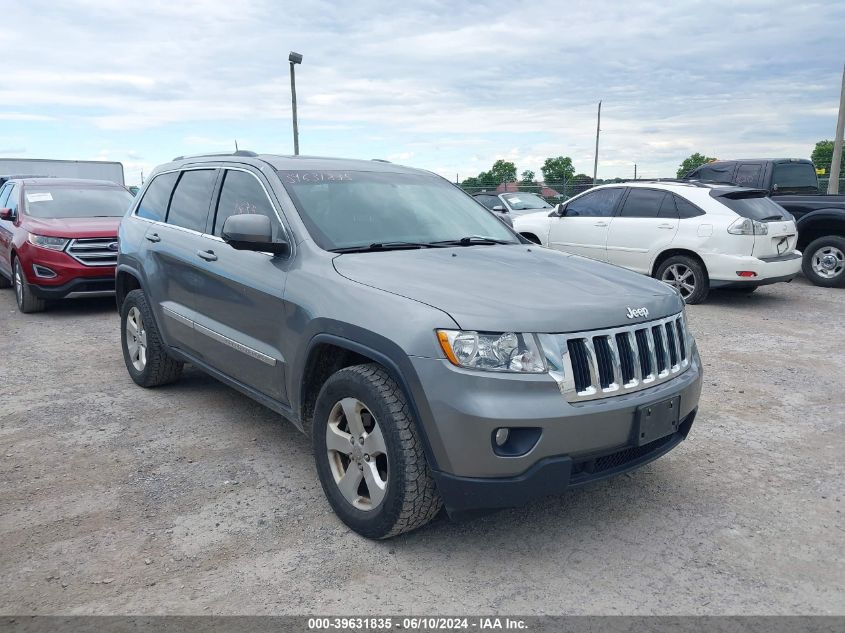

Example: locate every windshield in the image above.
[501,193,552,210]
[771,162,819,194]
[716,193,792,221]
[24,187,133,219]
[278,170,518,250]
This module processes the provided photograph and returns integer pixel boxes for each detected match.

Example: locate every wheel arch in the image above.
[295,331,443,471]
[115,266,144,310]
[795,212,845,251]
[651,248,709,279]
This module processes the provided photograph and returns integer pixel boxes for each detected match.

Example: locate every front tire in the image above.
[13,259,46,313]
[655,255,709,304]
[120,289,183,387]
[802,236,845,287]
[312,363,442,539]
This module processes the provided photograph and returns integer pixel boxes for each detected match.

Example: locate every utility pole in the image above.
[234,139,239,151]
[289,52,303,155]
[593,100,601,183]
[634,163,637,180]
[829,63,845,194]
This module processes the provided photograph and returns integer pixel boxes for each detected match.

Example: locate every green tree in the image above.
[541,156,575,185]
[490,160,517,184]
[811,140,845,174]
[520,169,535,183]
[676,152,715,178]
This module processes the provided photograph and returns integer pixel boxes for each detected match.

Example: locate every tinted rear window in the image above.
[23,186,133,219]
[166,169,217,232]
[137,171,178,222]
[716,193,791,221]
[619,188,665,218]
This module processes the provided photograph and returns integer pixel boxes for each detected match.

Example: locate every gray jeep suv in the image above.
[117,152,702,538]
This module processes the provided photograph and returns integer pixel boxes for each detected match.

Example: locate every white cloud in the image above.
[2,0,844,179]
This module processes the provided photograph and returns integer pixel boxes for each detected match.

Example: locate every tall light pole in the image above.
[593,100,601,183]
[289,51,303,156]
[829,63,845,194]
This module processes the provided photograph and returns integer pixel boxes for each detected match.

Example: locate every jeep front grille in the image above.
[67,237,118,266]
[540,313,691,403]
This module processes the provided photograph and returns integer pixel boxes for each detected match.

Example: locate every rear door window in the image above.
[734,164,763,187]
[166,169,217,232]
[213,170,281,239]
[618,188,665,218]
[658,194,679,219]
[136,171,178,222]
[673,195,705,219]
[565,187,624,217]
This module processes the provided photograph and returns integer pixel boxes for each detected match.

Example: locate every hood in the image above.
[333,244,683,332]
[23,216,121,238]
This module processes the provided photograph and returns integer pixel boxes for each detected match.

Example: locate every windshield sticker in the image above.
[508,197,522,204]
[26,192,53,203]
[283,171,352,184]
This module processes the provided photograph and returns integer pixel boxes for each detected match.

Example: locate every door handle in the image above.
[657,223,675,229]
[197,249,217,262]
[145,233,161,243]
[594,221,609,227]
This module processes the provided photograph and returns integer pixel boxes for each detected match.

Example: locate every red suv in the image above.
[0,178,133,313]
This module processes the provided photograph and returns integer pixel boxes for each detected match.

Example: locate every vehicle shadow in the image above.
[43,296,117,317]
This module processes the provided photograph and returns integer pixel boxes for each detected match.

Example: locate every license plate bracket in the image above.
[634,396,681,446]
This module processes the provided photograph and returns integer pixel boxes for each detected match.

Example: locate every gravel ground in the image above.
[0,278,843,615]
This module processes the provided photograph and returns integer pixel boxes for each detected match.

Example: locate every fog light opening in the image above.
[494,428,510,446]
[32,264,57,279]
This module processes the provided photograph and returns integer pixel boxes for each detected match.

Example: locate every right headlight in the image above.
[436,330,547,373]
[727,217,768,235]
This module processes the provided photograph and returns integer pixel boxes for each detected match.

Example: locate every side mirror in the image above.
[551,203,566,217]
[222,214,289,255]
[0,208,14,221]
[491,205,507,213]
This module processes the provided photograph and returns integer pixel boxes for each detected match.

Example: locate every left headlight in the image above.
[27,234,69,251]
[436,330,547,373]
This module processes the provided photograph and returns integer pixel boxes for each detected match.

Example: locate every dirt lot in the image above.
[0,278,843,615]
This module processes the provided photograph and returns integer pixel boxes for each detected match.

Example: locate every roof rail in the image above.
[631,178,711,187]
[371,158,391,163]
[171,150,259,161]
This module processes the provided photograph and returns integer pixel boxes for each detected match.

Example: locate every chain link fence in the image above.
[460,175,845,201]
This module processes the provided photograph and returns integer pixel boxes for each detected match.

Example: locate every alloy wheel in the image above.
[325,397,389,511]
[661,263,696,299]
[125,306,148,371]
[811,246,844,280]
[14,262,23,307]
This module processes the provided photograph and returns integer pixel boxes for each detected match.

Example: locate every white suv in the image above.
[513,181,801,303]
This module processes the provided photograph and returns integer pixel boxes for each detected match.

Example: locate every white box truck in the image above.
[0,158,125,186]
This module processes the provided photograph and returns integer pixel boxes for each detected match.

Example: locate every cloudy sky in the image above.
[2,0,843,185]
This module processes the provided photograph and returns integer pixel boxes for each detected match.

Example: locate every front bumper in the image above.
[434,409,696,518]
[408,345,702,515]
[17,241,116,299]
[703,251,801,285]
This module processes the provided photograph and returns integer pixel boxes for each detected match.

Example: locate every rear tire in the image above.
[13,259,46,313]
[802,236,845,288]
[655,255,709,304]
[312,363,442,539]
[120,289,183,387]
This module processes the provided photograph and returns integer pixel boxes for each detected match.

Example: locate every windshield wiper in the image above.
[430,236,511,246]
[329,241,446,254]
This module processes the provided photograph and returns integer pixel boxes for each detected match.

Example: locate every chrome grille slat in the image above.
[67,237,118,267]
[555,313,690,403]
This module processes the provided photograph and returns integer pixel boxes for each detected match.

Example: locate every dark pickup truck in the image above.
[685,158,845,287]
